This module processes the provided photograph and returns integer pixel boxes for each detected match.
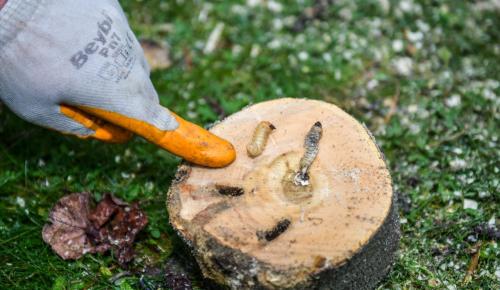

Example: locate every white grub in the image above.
[246,121,276,158]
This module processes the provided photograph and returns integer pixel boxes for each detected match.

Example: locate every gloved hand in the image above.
[0,0,235,167]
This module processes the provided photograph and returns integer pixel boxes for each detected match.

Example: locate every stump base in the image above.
[168,99,400,289]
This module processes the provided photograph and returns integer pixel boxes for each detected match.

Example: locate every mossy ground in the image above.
[1,1,498,289]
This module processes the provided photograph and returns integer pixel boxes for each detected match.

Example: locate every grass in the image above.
[1,0,498,289]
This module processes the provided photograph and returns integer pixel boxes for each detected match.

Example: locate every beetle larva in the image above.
[246,121,276,158]
[256,218,291,242]
[215,184,245,196]
[294,121,323,186]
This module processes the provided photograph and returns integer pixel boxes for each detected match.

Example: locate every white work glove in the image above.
[0,0,235,167]
[0,0,176,139]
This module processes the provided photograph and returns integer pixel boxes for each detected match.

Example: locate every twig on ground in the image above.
[384,83,400,124]
[109,271,133,284]
[204,22,224,54]
[463,242,482,285]
[203,96,227,118]
[183,47,193,71]
[429,127,468,148]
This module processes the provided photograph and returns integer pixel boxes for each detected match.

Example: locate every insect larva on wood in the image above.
[294,121,323,186]
[256,218,291,242]
[246,121,276,158]
[215,184,245,197]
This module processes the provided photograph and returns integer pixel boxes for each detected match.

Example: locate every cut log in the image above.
[168,98,400,289]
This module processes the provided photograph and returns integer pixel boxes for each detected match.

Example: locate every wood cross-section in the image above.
[168,98,399,289]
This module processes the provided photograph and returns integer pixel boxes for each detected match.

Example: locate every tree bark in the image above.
[168,98,400,289]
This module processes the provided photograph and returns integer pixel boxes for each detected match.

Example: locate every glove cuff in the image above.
[0,0,42,50]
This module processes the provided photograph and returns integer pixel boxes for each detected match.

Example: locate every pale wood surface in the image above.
[168,98,397,289]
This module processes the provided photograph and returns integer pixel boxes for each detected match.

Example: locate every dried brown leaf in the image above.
[463,242,482,284]
[140,39,171,71]
[107,202,148,264]
[88,193,119,228]
[42,193,97,260]
[42,192,148,265]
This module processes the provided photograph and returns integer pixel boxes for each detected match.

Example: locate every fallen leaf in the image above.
[106,201,148,264]
[88,193,120,228]
[140,39,171,71]
[42,192,148,265]
[42,193,104,260]
[463,242,482,284]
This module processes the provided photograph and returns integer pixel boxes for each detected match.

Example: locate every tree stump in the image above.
[168,98,400,289]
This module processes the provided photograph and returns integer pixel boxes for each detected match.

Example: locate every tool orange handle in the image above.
[76,105,236,168]
[60,105,133,143]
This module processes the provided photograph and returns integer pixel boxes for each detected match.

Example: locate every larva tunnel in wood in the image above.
[167,98,400,289]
